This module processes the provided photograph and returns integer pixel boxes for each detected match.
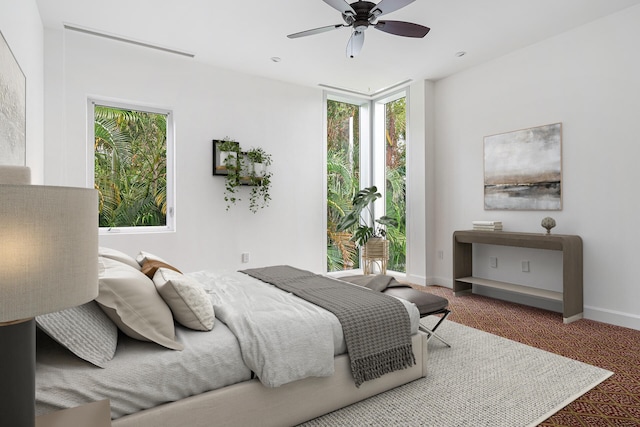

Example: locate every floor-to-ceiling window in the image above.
[383,96,407,273]
[326,98,363,272]
[326,91,406,273]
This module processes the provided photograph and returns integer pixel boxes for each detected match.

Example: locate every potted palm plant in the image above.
[336,186,398,273]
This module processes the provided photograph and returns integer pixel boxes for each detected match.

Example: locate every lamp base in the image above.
[0,318,35,427]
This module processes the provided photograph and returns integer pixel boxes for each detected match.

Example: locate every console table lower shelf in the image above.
[453,230,583,324]
[455,277,563,302]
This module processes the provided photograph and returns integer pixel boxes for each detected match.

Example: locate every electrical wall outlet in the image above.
[241,252,250,263]
[521,260,530,272]
[437,250,444,260]
[490,256,498,268]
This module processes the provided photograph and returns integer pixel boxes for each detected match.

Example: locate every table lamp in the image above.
[0,166,98,427]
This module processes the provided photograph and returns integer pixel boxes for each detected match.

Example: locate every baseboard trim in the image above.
[583,306,640,331]
[427,276,453,288]
[404,274,426,287]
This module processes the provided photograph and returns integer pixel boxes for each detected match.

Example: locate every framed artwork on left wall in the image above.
[0,30,26,166]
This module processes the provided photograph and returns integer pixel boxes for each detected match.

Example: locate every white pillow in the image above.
[96,257,183,350]
[99,247,141,270]
[153,268,215,331]
[135,250,169,267]
[36,301,118,368]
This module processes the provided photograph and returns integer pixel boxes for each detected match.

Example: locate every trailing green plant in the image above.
[336,186,398,248]
[218,137,241,210]
[246,147,271,165]
[217,137,241,153]
[246,147,273,213]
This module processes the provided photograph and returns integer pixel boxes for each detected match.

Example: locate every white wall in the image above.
[44,29,326,273]
[430,5,640,329]
[405,80,428,285]
[0,0,44,182]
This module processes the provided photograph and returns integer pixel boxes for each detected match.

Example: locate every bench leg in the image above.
[419,325,451,348]
[419,310,452,348]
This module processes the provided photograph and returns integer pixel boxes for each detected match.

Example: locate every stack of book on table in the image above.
[472,221,502,231]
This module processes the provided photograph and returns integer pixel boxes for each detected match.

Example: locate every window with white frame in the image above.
[89,99,174,233]
[326,90,407,273]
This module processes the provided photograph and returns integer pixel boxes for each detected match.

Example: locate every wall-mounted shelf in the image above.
[453,230,583,323]
[212,140,266,186]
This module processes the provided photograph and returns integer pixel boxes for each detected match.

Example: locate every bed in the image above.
[35,249,429,427]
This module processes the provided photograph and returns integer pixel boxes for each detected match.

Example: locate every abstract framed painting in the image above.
[484,123,562,210]
[0,30,26,166]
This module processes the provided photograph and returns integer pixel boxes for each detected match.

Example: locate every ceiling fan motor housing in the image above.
[342,1,379,29]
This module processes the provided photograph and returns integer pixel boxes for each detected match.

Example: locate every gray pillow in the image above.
[36,301,118,368]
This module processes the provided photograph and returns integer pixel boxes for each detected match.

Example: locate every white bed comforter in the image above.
[190,270,420,388]
[190,270,340,387]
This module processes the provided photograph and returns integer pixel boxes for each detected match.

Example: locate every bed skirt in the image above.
[113,331,428,427]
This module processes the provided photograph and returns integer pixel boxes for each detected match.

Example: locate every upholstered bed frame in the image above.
[113,332,428,427]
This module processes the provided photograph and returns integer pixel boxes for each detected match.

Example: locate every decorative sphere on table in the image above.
[541,217,556,234]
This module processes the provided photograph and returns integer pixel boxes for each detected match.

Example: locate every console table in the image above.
[453,230,583,323]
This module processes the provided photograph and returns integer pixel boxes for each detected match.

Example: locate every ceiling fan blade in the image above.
[287,24,344,39]
[346,30,364,58]
[374,20,430,38]
[323,0,356,16]
[370,0,415,18]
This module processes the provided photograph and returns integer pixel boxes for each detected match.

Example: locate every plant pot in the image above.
[219,151,237,171]
[362,238,389,275]
[252,162,266,177]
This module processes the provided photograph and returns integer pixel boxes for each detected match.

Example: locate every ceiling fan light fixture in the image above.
[354,21,369,31]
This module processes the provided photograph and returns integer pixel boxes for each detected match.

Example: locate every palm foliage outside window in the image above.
[327,100,360,271]
[93,103,172,229]
[326,96,407,273]
[384,97,407,272]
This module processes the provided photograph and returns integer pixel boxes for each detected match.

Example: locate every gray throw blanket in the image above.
[241,265,415,387]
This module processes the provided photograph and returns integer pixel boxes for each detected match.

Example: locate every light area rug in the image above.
[299,318,613,427]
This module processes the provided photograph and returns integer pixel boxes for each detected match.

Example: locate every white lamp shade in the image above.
[0,185,98,322]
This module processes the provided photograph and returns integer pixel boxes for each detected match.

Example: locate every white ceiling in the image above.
[37,0,640,96]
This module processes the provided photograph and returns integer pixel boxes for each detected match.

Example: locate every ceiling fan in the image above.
[287,0,430,58]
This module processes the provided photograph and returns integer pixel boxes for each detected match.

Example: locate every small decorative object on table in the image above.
[541,217,556,234]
